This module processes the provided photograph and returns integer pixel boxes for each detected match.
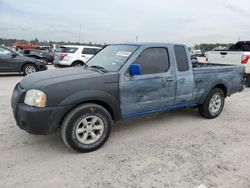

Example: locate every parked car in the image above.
[18,49,54,64]
[0,46,47,75]
[13,42,40,51]
[207,41,250,86]
[53,45,101,68]
[11,43,245,152]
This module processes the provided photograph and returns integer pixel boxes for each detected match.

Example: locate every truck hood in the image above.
[20,67,103,89]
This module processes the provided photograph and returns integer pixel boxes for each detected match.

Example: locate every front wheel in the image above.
[23,64,37,75]
[72,62,84,67]
[61,104,112,152]
[199,88,225,119]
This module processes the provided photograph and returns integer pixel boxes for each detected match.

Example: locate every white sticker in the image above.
[116,51,131,57]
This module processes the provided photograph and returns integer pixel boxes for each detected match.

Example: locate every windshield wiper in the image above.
[89,65,108,73]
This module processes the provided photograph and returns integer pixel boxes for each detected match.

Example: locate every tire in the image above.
[199,88,225,119]
[246,74,250,87]
[61,104,113,153]
[72,61,84,67]
[23,64,37,75]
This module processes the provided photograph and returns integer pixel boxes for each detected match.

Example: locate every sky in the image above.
[0,0,250,46]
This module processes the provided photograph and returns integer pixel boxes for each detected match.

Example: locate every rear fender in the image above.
[199,79,229,104]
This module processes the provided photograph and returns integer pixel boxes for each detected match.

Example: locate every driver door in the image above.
[119,47,176,119]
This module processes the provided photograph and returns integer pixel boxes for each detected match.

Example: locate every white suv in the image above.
[53,45,101,67]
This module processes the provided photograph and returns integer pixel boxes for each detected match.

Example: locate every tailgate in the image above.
[208,51,243,65]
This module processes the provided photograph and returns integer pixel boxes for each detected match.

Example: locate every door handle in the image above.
[220,52,227,55]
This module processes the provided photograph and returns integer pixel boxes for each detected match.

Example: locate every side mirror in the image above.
[129,64,142,76]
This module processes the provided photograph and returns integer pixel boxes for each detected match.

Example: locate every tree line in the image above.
[0,37,105,47]
[194,43,233,52]
[0,37,233,51]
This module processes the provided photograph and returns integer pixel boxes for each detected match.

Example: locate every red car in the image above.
[13,42,40,50]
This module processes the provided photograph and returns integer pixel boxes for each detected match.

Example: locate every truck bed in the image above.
[192,62,241,69]
[192,62,245,100]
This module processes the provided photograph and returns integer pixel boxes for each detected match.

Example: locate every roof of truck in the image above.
[111,42,185,46]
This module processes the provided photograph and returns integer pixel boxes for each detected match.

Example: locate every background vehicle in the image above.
[13,42,40,51]
[19,49,54,64]
[11,43,245,152]
[207,41,250,86]
[53,45,101,67]
[0,46,47,75]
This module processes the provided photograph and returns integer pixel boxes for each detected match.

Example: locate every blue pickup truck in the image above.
[11,43,245,152]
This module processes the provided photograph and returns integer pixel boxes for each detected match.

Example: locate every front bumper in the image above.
[37,64,48,71]
[11,83,72,135]
[14,104,70,135]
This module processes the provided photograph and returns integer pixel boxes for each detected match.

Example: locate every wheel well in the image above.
[214,84,227,96]
[72,60,84,66]
[21,63,36,72]
[59,100,115,128]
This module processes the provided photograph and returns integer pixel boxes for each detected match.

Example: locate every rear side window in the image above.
[174,45,189,72]
[229,42,250,51]
[82,48,100,55]
[58,47,78,53]
[240,44,250,51]
[134,48,170,75]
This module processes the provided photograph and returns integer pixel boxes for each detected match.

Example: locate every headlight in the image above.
[24,89,47,107]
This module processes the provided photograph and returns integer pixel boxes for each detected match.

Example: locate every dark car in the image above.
[19,49,54,64]
[0,46,48,75]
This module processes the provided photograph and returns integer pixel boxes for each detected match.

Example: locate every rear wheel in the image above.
[61,104,112,152]
[23,64,37,75]
[199,88,225,119]
[72,61,84,67]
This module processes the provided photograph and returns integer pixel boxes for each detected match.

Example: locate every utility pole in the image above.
[136,36,138,42]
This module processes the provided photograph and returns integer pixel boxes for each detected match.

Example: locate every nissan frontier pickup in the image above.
[11,43,245,152]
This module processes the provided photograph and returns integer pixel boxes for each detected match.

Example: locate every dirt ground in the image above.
[0,70,250,188]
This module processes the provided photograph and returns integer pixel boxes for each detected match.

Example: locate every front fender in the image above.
[58,90,121,120]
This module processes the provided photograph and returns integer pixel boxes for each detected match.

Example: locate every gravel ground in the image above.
[0,71,250,188]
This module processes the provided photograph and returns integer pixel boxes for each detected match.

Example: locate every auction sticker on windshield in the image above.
[116,51,131,57]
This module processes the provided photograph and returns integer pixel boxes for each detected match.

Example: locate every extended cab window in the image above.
[174,45,189,72]
[134,48,170,75]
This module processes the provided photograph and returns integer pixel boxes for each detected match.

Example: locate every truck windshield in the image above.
[86,44,138,72]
